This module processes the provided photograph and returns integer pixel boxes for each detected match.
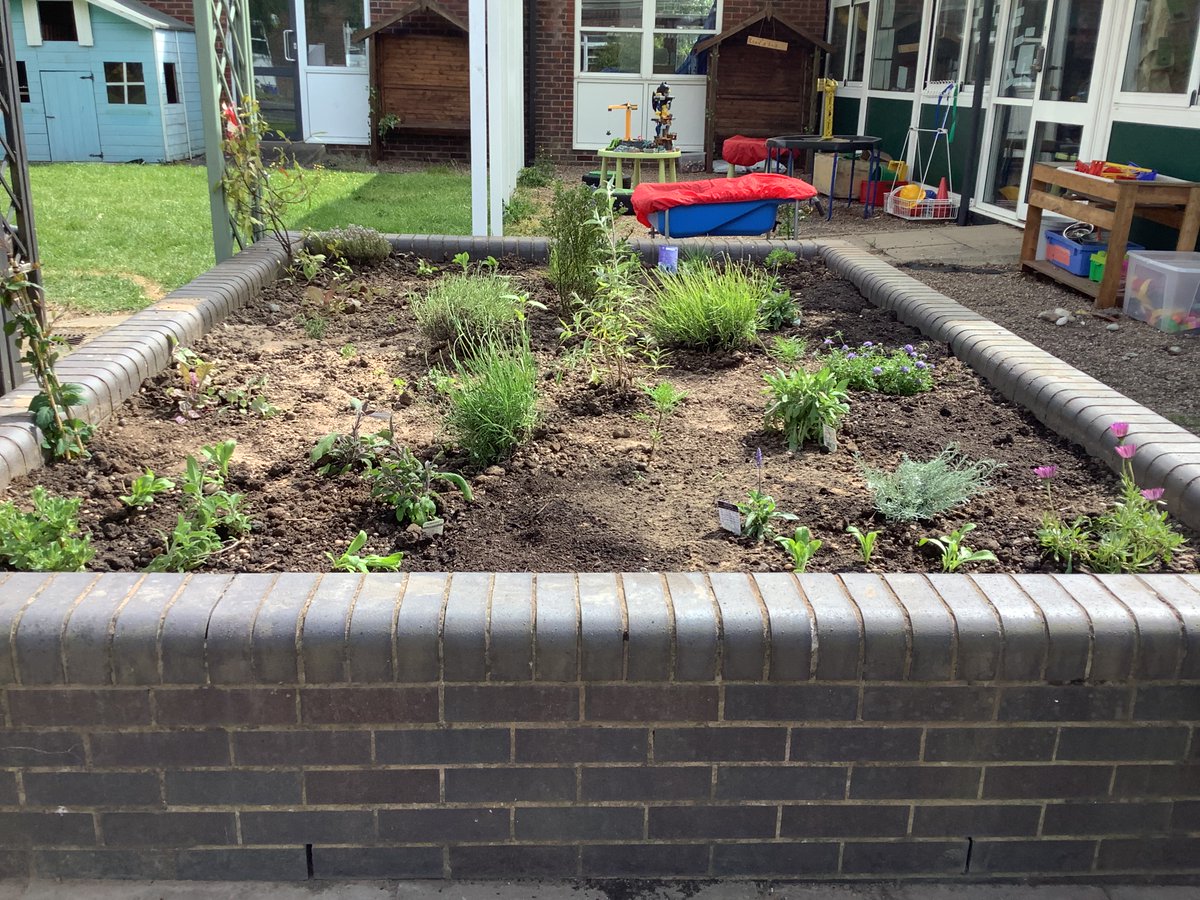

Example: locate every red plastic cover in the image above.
[631,174,818,229]
[721,134,804,167]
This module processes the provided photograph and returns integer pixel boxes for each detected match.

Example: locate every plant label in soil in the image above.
[716,500,742,535]
[822,425,838,453]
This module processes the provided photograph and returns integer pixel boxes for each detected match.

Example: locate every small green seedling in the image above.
[0,486,94,571]
[737,489,797,543]
[416,259,438,276]
[846,525,880,565]
[919,523,998,573]
[767,336,807,364]
[636,380,686,461]
[364,447,474,526]
[326,531,404,572]
[777,526,822,572]
[120,469,176,509]
[453,251,471,273]
[339,343,357,359]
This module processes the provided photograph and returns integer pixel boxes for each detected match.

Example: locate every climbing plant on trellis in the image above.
[0,0,41,395]
[193,0,257,262]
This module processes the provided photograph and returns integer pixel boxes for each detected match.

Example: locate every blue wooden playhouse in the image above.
[13,0,202,162]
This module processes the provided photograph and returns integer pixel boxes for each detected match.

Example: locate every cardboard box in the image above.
[813,152,861,200]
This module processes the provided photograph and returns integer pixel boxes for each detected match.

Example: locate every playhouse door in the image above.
[42,71,102,161]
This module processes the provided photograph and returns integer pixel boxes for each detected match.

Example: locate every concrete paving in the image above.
[848,222,1023,266]
[1,882,1197,899]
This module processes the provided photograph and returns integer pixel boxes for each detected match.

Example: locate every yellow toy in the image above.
[816,78,837,140]
[608,103,638,142]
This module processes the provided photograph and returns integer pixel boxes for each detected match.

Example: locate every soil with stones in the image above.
[12,256,1197,574]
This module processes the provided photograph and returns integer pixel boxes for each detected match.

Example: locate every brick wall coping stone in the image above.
[1,231,1198,535]
[2,571,1199,686]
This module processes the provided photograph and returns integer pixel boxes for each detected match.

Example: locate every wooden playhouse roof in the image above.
[352,0,468,42]
[693,5,833,55]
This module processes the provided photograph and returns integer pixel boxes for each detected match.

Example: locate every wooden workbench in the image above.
[1020,163,1200,309]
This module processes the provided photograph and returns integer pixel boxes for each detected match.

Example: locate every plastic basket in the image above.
[884,185,959,221]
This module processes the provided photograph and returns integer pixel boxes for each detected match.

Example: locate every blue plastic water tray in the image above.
[653,199,788,238]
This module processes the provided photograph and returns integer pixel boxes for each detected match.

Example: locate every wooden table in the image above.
[1020,163,1200,309]
[597,148,680,192]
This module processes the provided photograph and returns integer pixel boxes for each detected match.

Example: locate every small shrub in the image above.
[644,261,767,349]
[778,526,821,572]
[299,313,328,339]
[364,447,474,526]
[861,446,1000,522]
[757,279,800,331]
[503,188,538,227]
[762,366,850,451]
[821,340,934,395]
[305,225,392,265]
[765,248,797,269]
[446,339,539,464]
[636,380,686,461]
[311,398,392,476]
[411,273,528,358]
[517,155,556,188]
[546,182,603,308]
[737,489,797,542]
[0,487,94,571]
[767,336,807,364]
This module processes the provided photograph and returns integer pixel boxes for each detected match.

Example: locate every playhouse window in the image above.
[104,62,146,104]
[38,1,77,42]
[163,62,179,104]
[1122,0,1200,94]
[16,62,29,102]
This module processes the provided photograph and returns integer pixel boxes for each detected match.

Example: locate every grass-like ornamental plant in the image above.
[447,339,539,464]
[0,487,94,571]
[762,366,850,451]
[327,531,404,573]
[305,224,392,265]
[644,261,767,349]
[412,272,529,358]
[767,336,807,364]
[860,446,1000,522]
[546,182,603,309]
[820,339,934,395]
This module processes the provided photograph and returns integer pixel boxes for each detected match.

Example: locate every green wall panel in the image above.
[1108,121,1200,250]
[916,103,977,192]
[832,97,861,137]
[864,96,913,161]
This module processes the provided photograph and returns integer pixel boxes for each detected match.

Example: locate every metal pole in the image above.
[194,0,234,261]
[956,0,996,226]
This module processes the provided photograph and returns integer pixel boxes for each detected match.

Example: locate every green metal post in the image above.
[194,0,234,262]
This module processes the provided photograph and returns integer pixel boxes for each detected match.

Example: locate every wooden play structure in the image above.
[694,5,832,172]
[353,0,470,160]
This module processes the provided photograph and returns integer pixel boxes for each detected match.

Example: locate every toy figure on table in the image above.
[605,102,657,152]
[651,82,676,151]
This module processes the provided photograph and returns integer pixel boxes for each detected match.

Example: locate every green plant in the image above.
[1037,513,1092,574]
[311,398,393,476]
[291,246,328,282]
[919,523,998,573]
[217,376,278,418]
[517,155,556,188]
[339,343,357,359]
[0,487,94,571]
[767,336,807,364]
[1,257,93,460]
[756,279,800,331]
[644,261,766,349]
[376,112,402,136]
[860,446,1000,521]
[846,525,880,565]
[305,225,392,265]
[821,339,934,396]
[777,526,822,572]
[147,516,225,573]
[327,531,405,573]
[762,367,850,451]
[503,188,538,227]
[446,338,539,464]
[167,344,220,422]
[764,248,797,269]
[546,182,603,309]
[416,259,438,277]
[636,381,686,460]
[299,313,328,339]
[218,98,318,259]
[364,447,474,526]
[737,489,797,543]
[411,272,530,358]
[120,470,176,509]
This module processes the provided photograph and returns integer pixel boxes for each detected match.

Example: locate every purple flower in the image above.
[872,366,883,375]
[915,361,927,369]
[1110,422,1130,439]
[1141,487,1165,501]
[1116,443,1137,460]
[754,447,763,470]
[901,366,911,373]
[1033,465,1059,480]
[823,337,833,346]
[903,344,914,354]
[846,352,857,360]
[862,341,873,348]
[840,344,849,351]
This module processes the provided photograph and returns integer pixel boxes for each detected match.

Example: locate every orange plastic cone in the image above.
[936,177,949,200]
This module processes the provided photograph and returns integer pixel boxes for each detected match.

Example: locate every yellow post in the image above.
[816,79,837,139]
[607,103,638,141]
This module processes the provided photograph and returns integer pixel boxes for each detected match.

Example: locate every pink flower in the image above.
[1141,487,1165,501]
[1116,443,1137,459]
[1110,422,1130,439]
[1033,465,1058,479]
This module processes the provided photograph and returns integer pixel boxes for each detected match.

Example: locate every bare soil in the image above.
[12,256,1197,574]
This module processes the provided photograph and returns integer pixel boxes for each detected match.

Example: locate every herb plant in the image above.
[821,340,934,395]
[446,339,539,464]
[767,336,807,364]
[762,367,850,451]
[636,381,686,461]
[305,225,392,265]
[120,470,176,509]
[846,525,880,565]
[364,447,474,526]
[764,248,797,269]
[168,345,219,422]
[778,526,822,572]
[0,487,94,571]
[546,182,604,309]
[644,261,766,349]
[411,272,530,358]
[326,531,404,573]
[149,441,250,572]
[919,523,997,572]
[299,313,328,339]
[737,489,797,542]
[756,280,800,331]
[860,447,1000,521]
[311,398,393,476]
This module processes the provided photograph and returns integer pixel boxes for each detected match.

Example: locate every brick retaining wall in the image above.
[0,571,1197,882]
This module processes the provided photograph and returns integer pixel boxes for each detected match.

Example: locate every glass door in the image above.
[249,0,303,139]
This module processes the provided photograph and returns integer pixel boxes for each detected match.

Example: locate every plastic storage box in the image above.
[1045,230,1143,277]
[1124,251,1200,333]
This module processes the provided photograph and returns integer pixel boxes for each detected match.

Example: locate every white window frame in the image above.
[1112,0,1200,114]
[573,0,723,80]
[867,0,927,94]
[827,0,871,92]
[104,61,147,105]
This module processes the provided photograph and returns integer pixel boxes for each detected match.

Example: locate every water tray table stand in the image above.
[1020,162,1200,310]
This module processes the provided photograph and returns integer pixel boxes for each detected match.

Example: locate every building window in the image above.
[104,62,146,104]
[303,0,366,67]
[38,0,77,41]
[827,0,870,82]
[870,0,924,91]
[16,61,29,102]
[927,0,967,83]
[578,0,717,76]
[163,61,179,103]
[1122,0,1200,94]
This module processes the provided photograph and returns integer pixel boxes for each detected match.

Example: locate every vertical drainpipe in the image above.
[524,0,536,165]
[955,0,995,226]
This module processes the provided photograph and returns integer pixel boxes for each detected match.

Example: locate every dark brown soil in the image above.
[11,256,1197,574]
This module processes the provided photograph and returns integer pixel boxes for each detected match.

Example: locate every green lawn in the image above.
[30,163,471,314]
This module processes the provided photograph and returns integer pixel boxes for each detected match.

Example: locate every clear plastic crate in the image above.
[1124,251,1200,333]
[884,185,959,221]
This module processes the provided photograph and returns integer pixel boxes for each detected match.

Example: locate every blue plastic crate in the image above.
[653,199,790,238]
[1045,230,1143,278]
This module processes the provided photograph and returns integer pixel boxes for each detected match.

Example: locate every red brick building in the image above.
[145,0,827,162]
